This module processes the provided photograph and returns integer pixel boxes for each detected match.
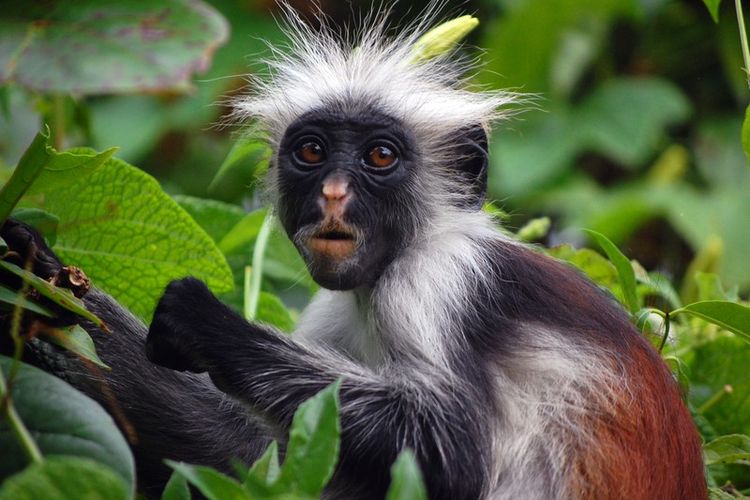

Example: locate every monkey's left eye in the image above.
[364,144,398,169]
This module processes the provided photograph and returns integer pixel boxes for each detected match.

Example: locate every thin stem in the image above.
[697,384,733,414]
[0,305,43,465]
[736,0,750,88]
[52,94,65,150]
[244,210,274,321]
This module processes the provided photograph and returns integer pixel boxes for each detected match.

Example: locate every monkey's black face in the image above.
[276,107,420,290]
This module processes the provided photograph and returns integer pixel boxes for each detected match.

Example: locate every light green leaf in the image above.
[40,324,109,370]
[218,210,266,256]
[702,0,722,22]
[516,216,550,242]
[0,283,54,317]
[0,0,229,94]
[673,301,750,340]
[708,487,737,500]
[257,292,295,333]
[0,261,103,328]
[0,356,135,494]
[274,380,341,496]
[166,461,248,500]
[386,449,427,500]
[162,469,191,500]
[583,229,639,313]
[704,434,750,465]
[0,456,128,500]
[409,16,479,64]
[22,155,234,320]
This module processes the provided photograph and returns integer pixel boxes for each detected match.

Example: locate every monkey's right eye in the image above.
[293,140,326,166]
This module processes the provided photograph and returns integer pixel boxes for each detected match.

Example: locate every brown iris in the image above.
[294,141,325,165]
[365,145,397,169]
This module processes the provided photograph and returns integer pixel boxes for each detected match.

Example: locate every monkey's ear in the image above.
[454,124,489,211]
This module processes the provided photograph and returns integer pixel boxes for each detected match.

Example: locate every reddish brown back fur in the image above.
[571,339,706,499]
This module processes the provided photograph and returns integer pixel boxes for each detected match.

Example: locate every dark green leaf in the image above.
[583,230,639,313]
[0,456,128,500]
[166,461,248,500]
[174,195,245,244]
[673,301,750,340]
[0,1,229,94]
[40,324,109,369]
[0,284,54,317]
[162,469,191,500]
[386,449,427,500]
[0,128,51,224]
[209,138,270,193]
[274,380,341,496]
[0,261,103,328]
[0,236,6,254]
[701,0,722,22]
[704,434,750,465]
[0,356,135,494]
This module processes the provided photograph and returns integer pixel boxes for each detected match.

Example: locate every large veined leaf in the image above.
[21,153,233,320]
[0,356,135,494]
[0,457,128,500]
[0,0,228,94]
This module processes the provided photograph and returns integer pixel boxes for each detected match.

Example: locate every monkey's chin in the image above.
[308,237,356,260]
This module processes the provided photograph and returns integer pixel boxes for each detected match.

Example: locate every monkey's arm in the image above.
[0,221,270,495]
[147,278,490,500]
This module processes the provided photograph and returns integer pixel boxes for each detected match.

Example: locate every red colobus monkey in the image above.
[1,5,705,499]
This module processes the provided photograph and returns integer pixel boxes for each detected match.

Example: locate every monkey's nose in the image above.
[322,178,350,201]
[319,176,351,218]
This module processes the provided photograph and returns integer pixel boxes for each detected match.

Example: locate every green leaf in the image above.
[583,230,639,313]
[40,324,110,370]
[218,210,267,256]
[0,283,54,317]
[0,356,135,494]
[0,128,51,224]
[247,441,281,486]
[704,434,750,465]
[21,154,234,320]
[409,16,479,64]
[696,272,729,302]
[742,104,750,165]
[0,0,229,94]
[166,461,248,500]
[708,487,737,500]
[257,292,295,333]
[209,138,270,193]
[386,449,427,500]
[162,469,191,500]
[0,261,104,328]
[673,301,750,340]
[0,456,128,500]
[274,380,341,496]
[516,216,550,242]
[10,208,59,246]
[702,0,722,22]
[174,195,245,244]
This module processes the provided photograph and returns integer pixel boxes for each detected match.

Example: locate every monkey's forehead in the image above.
[230,18,517,143]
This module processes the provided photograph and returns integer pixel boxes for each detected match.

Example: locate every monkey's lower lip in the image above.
[309,231,357,259]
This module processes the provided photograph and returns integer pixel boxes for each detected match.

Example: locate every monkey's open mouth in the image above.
[309,227,358,259]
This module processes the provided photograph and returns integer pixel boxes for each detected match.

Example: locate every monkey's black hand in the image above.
[1,219,63,281]
[146,277,225,374]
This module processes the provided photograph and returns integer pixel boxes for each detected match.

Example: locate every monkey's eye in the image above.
[364,144,398,169]
[293,140,326,166]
